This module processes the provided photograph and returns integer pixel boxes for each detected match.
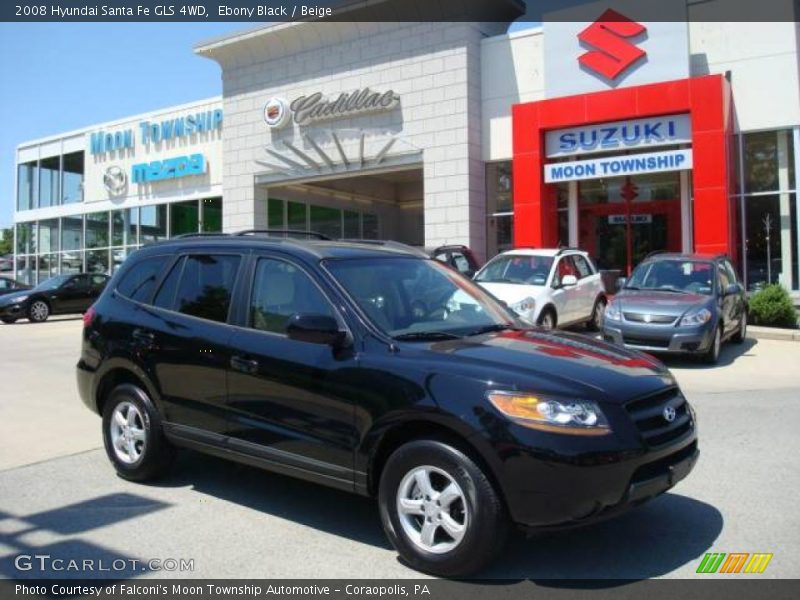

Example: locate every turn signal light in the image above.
[83,305,96,328]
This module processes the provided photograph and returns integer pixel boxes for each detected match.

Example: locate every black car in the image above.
[0,275,31,298]
[0,273,109,324]
[77,233,698,577]
[603,254,748,364]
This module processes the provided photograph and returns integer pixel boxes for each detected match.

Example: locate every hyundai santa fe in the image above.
[77,232,698,577]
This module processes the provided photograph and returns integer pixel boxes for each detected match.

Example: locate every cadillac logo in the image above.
[663,405,677,423]
[263,97,291,129]
[103,165,127,196]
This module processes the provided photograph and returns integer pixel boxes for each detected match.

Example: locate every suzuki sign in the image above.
[543,1,689,98]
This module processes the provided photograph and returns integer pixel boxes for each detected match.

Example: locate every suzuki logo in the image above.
[578,9,647,81]
[663,405,677,423]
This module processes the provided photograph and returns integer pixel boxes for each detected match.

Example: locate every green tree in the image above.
[0,228,12,256]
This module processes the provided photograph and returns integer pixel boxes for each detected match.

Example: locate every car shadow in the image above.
[3,315,83,326]
[150,452,721,581]
[658,337,758,369]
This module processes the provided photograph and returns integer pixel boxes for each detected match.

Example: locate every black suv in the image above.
[78,232,698,576]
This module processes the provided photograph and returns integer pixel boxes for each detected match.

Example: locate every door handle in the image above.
[132,329,156,345]
[230,355,259,374]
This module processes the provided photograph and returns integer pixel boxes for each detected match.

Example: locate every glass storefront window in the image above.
[140,205,167,243]
[112,208,138,247]
[17,162,37,211]
[268,198,285,228]
[62,152,84,205]
[61,251,83,275]
[86,212,109,249]
[16,256,36,285]
[87,249,109,274]
[486,162,514,258]
[39,156,60,208]
[343,210,360,238]
[202,198,223,233]
[39,219,59,254]
[743,129,795,193]
[362,214,379,239]
[744,194,796,291]
[170,200,199,237]
[310,205,341,239]
[61,215,83,252]
[38,254,58,284]
[16,222,36,255]
[288,201,307,230]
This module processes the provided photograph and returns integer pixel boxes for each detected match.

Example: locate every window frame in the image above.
[238,252,348,340]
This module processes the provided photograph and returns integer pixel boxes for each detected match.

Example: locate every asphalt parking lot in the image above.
[1,317,799,580]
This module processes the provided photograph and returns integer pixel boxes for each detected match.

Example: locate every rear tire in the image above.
[101,384,175,482]
[587,297,607,331]
[702,324,722,364]
[732,311,747,344]
[538,308,557,331]
[378,439,508,577]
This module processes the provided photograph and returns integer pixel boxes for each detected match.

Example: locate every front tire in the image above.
[702,324,722,364]
[27,300,49,323]
[1,317,16,324]
[101,384,175,482]
[378,439,508,577]
[732,311,747,344]
[538,308,557,331]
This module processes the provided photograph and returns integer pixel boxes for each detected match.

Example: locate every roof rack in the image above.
[337,239,428,256]
[556,246,584,255]
[643,250,668,260]
[172,232,231,239]
[235,229,332,240]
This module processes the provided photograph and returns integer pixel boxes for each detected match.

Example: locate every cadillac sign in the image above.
[265,88,401,129]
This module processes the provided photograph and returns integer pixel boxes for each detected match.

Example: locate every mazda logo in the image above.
[663,406,677,423]
[103,165,127,196]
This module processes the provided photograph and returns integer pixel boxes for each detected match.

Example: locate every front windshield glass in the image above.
[626,260,715,295]
[325,257,517,338]
[474,254,554,285]
[34,274,71,291]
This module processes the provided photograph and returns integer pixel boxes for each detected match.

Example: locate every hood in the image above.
[0,289,32,305]
[614,289,711,317]
[418,329,676,404]
[477,282,549,306]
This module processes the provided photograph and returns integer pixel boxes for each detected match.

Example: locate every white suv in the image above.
[474,248,607,330]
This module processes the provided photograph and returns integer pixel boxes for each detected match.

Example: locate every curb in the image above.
[748,326,800,342]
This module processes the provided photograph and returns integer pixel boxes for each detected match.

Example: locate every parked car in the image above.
[0,273,109,324]
[0,275,31,297]
[0,255,13,272]
[78,233,697,577]
[474,248,607,330]
[425,244,481,277]
[602,253,747,364]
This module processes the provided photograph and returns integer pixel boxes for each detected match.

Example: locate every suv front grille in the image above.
[625,387,693,447]
[623,335,670,348]
[623,312,677,324]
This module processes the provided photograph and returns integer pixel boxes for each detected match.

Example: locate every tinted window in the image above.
[0,280,9,290]
[117,256,169,303]
[173,254,240,323]
[250,258,335,334]
[452,253,470,274]
[91,275,108,287]
[153,257,185,310]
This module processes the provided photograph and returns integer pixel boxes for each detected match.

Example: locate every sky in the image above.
[0,20,535,230]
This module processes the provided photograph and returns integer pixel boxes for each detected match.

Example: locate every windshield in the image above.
[34,274,71,292]
[325,257,518,338]
[474,254,554,285]
[626,260,715,295]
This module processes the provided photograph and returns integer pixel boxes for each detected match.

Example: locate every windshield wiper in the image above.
[654,287,692,295]
[393,331,463,341]
[464,323,518,337]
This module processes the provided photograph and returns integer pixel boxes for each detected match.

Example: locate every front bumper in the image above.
[602,320,715,354]
[471,391,698,529]
[0,303,26,319]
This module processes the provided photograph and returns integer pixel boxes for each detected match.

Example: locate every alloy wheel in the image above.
[396,466,468,554]
[109,401,147,464]
[30,301,48,322]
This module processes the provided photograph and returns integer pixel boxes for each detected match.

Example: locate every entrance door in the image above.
[578,174,682,275]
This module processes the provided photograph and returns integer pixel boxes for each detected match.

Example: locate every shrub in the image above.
[748,284,798,328]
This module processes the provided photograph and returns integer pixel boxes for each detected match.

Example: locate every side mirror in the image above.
[286,313,348,346]
[561,274,578,287]
[617,277,628,290]
[724,283,741,296]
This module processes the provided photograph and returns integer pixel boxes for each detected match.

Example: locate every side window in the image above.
[70,275,90,289]
[153,257,185,310]
[572,255,592,279]
[718,264,731,290]
[173,254,241,323]
[117,256,169,303]
[249,258,336,335]
[433,252,449,265]
[451,252,470,274]
[723,260,738,284]
[92,275,108,287]
[552,256,575,287]
[0,280,8,290]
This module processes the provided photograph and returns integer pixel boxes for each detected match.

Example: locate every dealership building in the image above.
[11,1,800,297]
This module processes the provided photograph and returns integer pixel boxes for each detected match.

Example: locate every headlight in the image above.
[511,296,536,314]
[487,391,610,435]
[680,308,712,326]
[605,302,621,321]
[10,295,28,304]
